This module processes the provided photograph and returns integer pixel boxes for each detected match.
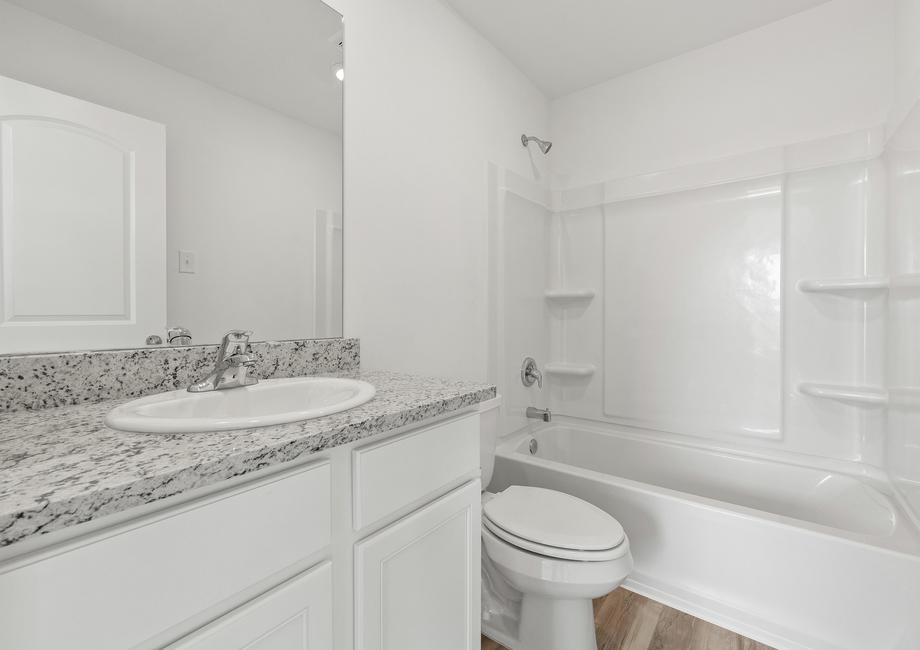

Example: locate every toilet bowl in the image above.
[480,486,633,650]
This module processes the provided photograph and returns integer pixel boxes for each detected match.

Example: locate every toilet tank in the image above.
[477,396,502,489]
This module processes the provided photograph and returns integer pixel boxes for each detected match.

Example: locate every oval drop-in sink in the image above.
[105,377,376,433]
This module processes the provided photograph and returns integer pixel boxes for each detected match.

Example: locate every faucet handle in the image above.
[521,357,543,389]
[223,329,252,341]
[219,329,253,358]
[167,326,192,346]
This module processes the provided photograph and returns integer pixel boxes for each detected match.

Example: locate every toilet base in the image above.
[482,561,601,650]
[482,594,598,650]
[519,595,597,650]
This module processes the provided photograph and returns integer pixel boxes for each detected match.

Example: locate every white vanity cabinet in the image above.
[351,413,482,650]
[354,481,481,650]
[170,563,334,649]
[0,461,333,650]
[0,410,483,650]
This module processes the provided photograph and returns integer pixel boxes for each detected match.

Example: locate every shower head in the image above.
[521,134,552,154]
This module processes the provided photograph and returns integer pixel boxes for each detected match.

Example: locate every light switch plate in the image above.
[178,250,197,274]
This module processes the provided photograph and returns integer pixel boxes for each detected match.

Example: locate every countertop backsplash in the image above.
[0,338,360,413]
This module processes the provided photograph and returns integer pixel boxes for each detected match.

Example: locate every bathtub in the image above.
[490,420,920,650]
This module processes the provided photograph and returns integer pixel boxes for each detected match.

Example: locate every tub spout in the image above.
[526,407,552,422]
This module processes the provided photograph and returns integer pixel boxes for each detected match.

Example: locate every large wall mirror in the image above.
[0,0,344,354]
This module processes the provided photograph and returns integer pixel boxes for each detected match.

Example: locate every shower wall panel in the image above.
[542,130,889,464]
[602,177,783,440]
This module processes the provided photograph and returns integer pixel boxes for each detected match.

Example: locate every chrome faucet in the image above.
[188,330,258,392]
[526,407,552,422]
[167,326,192,346]
[521,357,543,389]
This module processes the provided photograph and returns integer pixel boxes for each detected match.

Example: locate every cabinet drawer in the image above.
[171,562,333,649]
[0,462,331,650]
[353,413,479,529]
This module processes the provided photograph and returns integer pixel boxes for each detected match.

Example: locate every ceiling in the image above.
[443,0,832,98]
[8,0,344,133]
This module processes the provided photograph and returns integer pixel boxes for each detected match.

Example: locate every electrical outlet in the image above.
[178,250,197,274]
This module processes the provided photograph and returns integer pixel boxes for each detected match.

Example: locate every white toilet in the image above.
[479,403,633,650]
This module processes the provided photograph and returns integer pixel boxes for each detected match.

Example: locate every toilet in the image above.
[479,401,633,650]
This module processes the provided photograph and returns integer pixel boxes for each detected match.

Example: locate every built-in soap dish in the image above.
[544,288,596,301]
[544,363,596,378]
[798,382,888,407]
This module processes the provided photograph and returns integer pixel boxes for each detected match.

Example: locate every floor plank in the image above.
[648,605,694,650]
[740,639,776,650]
[688,618,743,650]
[481,587,776,650]
[480,637,504,650]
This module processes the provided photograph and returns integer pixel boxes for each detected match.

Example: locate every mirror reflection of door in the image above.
[0,75,166,353]
[0,0,344,353]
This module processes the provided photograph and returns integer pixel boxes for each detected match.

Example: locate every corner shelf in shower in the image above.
[544,288,596,301]
[890,273,920,289]
[544,362,596,377]
[797,277,890,294]
[798,382,888,407]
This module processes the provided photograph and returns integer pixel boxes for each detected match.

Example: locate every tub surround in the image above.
[0,370,496,548]
[0,337,360,413]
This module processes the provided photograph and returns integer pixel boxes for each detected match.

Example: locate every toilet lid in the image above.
[483,486,625,551]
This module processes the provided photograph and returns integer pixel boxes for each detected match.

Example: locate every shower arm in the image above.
[521,134,552,154]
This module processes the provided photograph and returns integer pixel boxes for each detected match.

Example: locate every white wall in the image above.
[549,0,895,188]
[0,0,342,346]
[895,0,920,96]
[887,0,920,524]
[891,0,920,131]
[341,0,549,381]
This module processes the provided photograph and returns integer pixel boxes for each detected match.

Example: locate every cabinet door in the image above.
[171,562,333,650]
[355,480,481,650]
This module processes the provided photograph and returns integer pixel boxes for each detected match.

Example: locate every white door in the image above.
[170,563,333,650]
[355,480,481,650]
[0,74,166,352]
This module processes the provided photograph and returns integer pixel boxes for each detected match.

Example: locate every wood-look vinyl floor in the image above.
[480,588,775,650]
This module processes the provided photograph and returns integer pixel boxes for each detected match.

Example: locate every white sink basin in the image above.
[105,377,376,433]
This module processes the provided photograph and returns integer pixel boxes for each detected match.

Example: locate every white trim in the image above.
[622,575,825,650]
[319,0,344,17]
[554,127,886,211]
[500,166,553,209]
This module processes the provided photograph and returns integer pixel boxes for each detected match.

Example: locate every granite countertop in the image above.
[0,370,496,548]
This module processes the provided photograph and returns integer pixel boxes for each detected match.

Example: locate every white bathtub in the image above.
[490,420,920,650]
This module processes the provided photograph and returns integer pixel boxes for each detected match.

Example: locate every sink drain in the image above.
[529,438,538,455]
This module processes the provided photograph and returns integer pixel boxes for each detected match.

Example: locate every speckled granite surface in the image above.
[0,338,359,412]
[0,370,495,547]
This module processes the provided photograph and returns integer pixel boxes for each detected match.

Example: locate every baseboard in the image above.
[481,622,520,650]
[622,574,834,650]
[486,573,837,650]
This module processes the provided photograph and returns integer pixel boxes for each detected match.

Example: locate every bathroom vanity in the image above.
[0,370,495,650]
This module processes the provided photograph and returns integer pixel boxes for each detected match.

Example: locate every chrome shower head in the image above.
[521,134,552,154]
